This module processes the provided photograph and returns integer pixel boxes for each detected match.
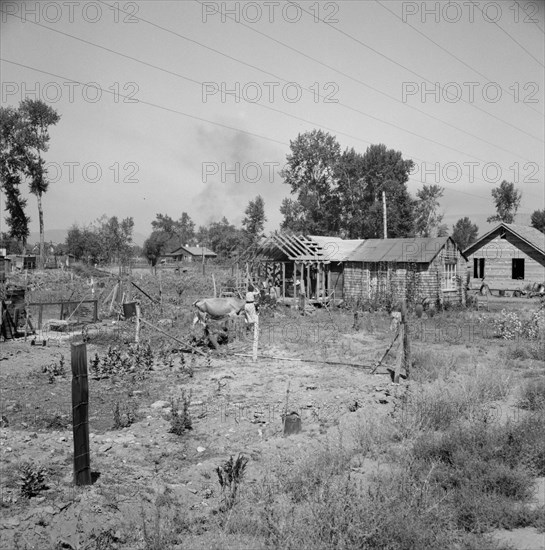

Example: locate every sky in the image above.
[1,0,544,245]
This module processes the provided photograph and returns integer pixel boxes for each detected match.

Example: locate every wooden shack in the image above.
[464,223,545,293]
[344,237,467,306]
[238,233,363,303]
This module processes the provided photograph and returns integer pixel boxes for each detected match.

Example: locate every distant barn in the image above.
[464,223,545,293]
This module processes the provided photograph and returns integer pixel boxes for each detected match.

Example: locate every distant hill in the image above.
[29,229,147,246]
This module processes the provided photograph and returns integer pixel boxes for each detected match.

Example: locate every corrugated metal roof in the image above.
[308,236,364,262]
[348,237,450,263]
[464,223,545,257]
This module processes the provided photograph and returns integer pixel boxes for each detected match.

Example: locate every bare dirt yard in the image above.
[1,275,544,550]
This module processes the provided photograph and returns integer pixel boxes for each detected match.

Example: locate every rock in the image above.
[187,487,198,494]
[3,517,20,527]
[100,444,112,453]
[197,446,206,453]
[59,436,66,442]
[306,385,317,390]
[151,400,170,409]
[42,506,56,515]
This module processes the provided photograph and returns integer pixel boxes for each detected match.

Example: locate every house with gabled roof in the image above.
[163,245,217,263]
[238,232,467,306]
[343,236,468,306]
[463,223,545,293]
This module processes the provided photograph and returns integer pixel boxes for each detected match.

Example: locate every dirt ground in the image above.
[1,303,544,549]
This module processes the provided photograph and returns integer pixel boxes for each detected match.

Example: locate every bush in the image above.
[518,378,545,411]
[493,306,545,340]
[216,454,249,512]
[168,392,192,435]
[19,463,48,498]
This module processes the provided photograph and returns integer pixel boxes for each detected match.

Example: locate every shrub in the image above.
[216,454,248,511]
[494,306,545,340]
[113,401,138,429]
[518,378,545,411]
[19,463,48,498]
[168,392,192,435]
[42,354,66,383]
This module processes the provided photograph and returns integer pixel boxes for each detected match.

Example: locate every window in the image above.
[512,258,525,280]
[473,258,485,278]
[443,263,457,290]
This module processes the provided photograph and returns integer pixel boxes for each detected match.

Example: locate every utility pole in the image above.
[382,191,387,239]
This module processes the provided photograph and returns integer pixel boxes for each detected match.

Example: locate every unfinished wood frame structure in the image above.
[236,233,361,304]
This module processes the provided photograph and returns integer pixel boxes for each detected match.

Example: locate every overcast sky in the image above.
[1,0,544,244]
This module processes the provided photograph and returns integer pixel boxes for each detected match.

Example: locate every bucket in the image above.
[283,411,301,436]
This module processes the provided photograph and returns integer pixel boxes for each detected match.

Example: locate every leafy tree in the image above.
[357,144,415,238]
[149,212,195,253]
[18,100,60,267]
[65,216,133,265]
[487,180,521,224]
[414,184,445,237]
[530,209,545,233]
[280,129,341,234]
[198,217,244,258]
[451,217,479,250]
[335,147,366,238]
[98,216,134,266]
[143,230,169,266]
[242,195,266,245]
[0,105,30,248]
[0,232,24,254]
[66,224,102,263]
[437,224,449,237]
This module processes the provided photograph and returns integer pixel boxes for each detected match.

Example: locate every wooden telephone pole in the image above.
[382,191,387,239]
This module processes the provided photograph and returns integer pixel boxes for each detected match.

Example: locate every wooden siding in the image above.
[466,233,545,286]
[344,240,467,305]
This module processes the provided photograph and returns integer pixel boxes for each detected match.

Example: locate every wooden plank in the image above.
[71,343,91,486]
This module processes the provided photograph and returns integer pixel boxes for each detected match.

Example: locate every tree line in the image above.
[2,104,544,263]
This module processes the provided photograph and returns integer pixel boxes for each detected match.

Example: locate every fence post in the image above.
[135,302,141,343]
[71,343,91,486]
[252,316,259,362]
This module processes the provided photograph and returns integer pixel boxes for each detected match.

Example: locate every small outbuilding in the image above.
[464,223,545,293]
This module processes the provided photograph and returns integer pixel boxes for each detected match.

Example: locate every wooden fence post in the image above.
[252,316,259,362]
[135,303,141,343]
[71,343,91,486]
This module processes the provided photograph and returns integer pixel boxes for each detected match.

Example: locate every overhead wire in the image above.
[285,0,544,143]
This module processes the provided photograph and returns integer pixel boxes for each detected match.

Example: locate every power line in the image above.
[473,2,544,67]
[513,1,545,34]
[0,58,288,147]
[376,0,544,116]
[192,0,542,168]
[89,2,542,168]
[286,0,544,143]
[0,58,502,203]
